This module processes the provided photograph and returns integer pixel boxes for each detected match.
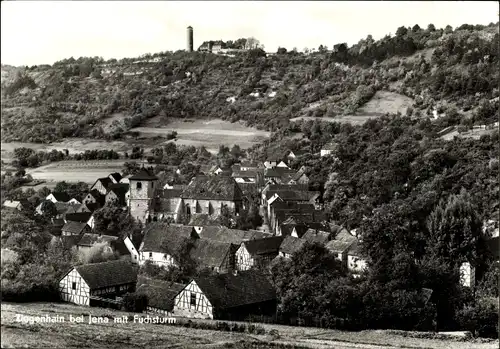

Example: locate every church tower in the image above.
[128,167,158,222]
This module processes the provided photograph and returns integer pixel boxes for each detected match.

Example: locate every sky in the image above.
[1,1,498,66]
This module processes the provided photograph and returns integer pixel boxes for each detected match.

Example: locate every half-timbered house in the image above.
[235,236,284,271]
[173,270,277,320]
[59,260,138,306]
[90,177,113,196]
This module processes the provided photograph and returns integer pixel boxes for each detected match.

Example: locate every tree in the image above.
[412,24,421,32]
[277,47,287,55]
[426,189,483,265]
[40,200,57,219]
[245,37,261,50]
[427,24,436,32]
[81,241,117,264]
[396,26,408,37]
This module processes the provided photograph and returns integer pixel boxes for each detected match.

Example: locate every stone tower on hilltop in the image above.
[187,26,194,52]
[128,167,158,223]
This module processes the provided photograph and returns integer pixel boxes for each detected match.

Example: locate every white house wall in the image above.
[174,281,213,319]
[59,269,90,306]
[139,251,176,268]
[236,245,254,271]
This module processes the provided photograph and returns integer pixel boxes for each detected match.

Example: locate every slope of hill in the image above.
[1,23,498,144]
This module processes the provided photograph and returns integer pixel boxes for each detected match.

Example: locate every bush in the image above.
[456,301,499,338]
[122,293,148,313]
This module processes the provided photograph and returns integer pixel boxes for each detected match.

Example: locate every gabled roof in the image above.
[140,223,198,255]
[347,241,365,258]
[77,233,118,247]
[109,172,122,183]
[302,229,332,245]
[61,221,88,234]
[55,202,78,215]
[2,200,21,209]
[239,161,261,168]
[188,214,219,227]
[279,236,306,255]
[87,189,106,206]
[49,192,70,202]
[181,176,243,201]
[198,226,271,244]
[242,236,284,256]
[326,240,354,253]
[190,239,233,269]
[333,229,357,244]
[74,260,138,289]
[160,189,183,199]
[322,142,338,151]
[193,270,276,310]
[136,276,186,311]
[264,167,296,178]
[267,190,320,202]
[129,168,158,181]
[94,177,113,189]
[65,212,93,224]
[107,183,129,205]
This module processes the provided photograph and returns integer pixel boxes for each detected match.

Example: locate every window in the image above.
[190,293,196,307]
[149,252,153,258]
[72,282,76,290]
[136,182,142,190]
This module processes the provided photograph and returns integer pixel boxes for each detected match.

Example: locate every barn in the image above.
[59,260,138,307]
[173,270,277,321]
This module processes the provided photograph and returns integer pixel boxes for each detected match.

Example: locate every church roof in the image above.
[181,176,243,201]
[129,168,158,181]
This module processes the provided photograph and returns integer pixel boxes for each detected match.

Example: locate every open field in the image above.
[131,118,270,153]
[291,91,414,125]
[24,160,128,184]
[1,303,497,349]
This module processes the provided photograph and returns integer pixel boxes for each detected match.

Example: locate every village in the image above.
[3,142,498,324]
[2,146,378,321]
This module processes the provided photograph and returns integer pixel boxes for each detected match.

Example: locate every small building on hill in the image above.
[236,236,284,271]
[347,242,367,275]
[59,260,138,306]
[321,142,338,157]
[173,270,277,320]
[2,200,23,211]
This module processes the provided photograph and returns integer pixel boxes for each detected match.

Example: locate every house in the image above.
[177,176,244,220]
[64,212,95,229]
[61,221,91,236]
[138,223,199,267]
[173,270,277,320]
[108,172,122,184]
[105,183,129,207]
[263,167,296,184]
[321,142,338,157]
[278,236,306,258]
[347,242,368,275]
[190,239,235,273]
[124,236,140,264]
[2,200,23,211]
[263,157,281,169]
[59,260,138,306]
[238,161,261,171]
[45,192,71,203]
[136,276,186,315]
[82,189,106,208]
[236,236,284,271]
[285,150,305,163]
[90,177,114,196]
[261,184,308,205]
[35,201,78,218]
[78,234,130,260]
[302,228,332,245]
[195,225,271,244]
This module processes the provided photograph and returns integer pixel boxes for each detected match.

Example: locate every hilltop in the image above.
[1,23,498,144]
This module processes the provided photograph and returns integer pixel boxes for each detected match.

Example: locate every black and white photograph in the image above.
[0,1,499,348]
